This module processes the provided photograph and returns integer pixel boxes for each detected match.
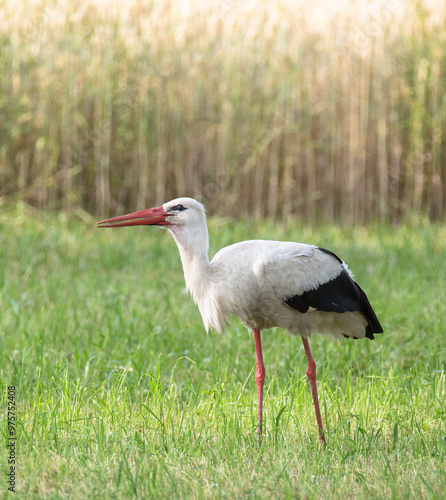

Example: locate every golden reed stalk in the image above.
[1,0,445,223]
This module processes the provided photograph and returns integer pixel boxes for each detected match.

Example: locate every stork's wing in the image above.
[261,244,383,338]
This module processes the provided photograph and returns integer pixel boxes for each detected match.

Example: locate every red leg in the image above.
[253,329,265,437]
[301,336,326,445]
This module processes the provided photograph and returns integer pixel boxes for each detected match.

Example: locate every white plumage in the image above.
[206,239,367,338]
[98,196,383,443]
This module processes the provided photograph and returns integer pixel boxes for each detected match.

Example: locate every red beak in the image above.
[96,206,171,228]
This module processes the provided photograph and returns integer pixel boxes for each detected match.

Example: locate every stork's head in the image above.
[96,197,206,229]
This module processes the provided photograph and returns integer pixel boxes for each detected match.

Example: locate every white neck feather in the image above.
[168,220,228,333]
[168,223,211,303]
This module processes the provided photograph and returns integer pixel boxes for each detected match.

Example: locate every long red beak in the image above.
[96,206,171,228]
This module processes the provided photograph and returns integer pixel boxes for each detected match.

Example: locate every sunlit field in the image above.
[1,0,445,222]
[1,0,446,497]
[1,209,445,498]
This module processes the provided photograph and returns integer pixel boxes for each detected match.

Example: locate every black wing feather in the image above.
[284,248,383,340]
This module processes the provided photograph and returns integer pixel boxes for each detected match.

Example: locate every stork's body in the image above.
[98,197,383,443]
[189,239,377,340]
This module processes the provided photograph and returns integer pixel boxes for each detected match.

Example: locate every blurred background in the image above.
[1,0,445,224]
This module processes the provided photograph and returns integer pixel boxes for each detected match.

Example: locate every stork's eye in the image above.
[170,204,187,212]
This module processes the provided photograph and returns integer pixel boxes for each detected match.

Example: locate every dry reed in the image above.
[1,0,445,222]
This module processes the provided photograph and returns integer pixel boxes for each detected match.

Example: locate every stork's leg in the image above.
[253,329,265,436]
[301,336,326,445]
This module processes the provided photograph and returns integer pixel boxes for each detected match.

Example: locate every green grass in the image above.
[1,207,445,498]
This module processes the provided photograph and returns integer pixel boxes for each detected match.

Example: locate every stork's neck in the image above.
[168,223,212,299]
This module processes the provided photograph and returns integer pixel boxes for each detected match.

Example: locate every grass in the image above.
[0,206,445,498]
[1,0,446,221]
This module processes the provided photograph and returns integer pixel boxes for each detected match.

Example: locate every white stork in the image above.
[97,197,383,444]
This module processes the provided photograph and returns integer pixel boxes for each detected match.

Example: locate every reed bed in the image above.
[1,0,445,222]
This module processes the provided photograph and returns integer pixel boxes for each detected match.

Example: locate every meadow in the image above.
[1,208,445,498]
[1,0,446,496]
